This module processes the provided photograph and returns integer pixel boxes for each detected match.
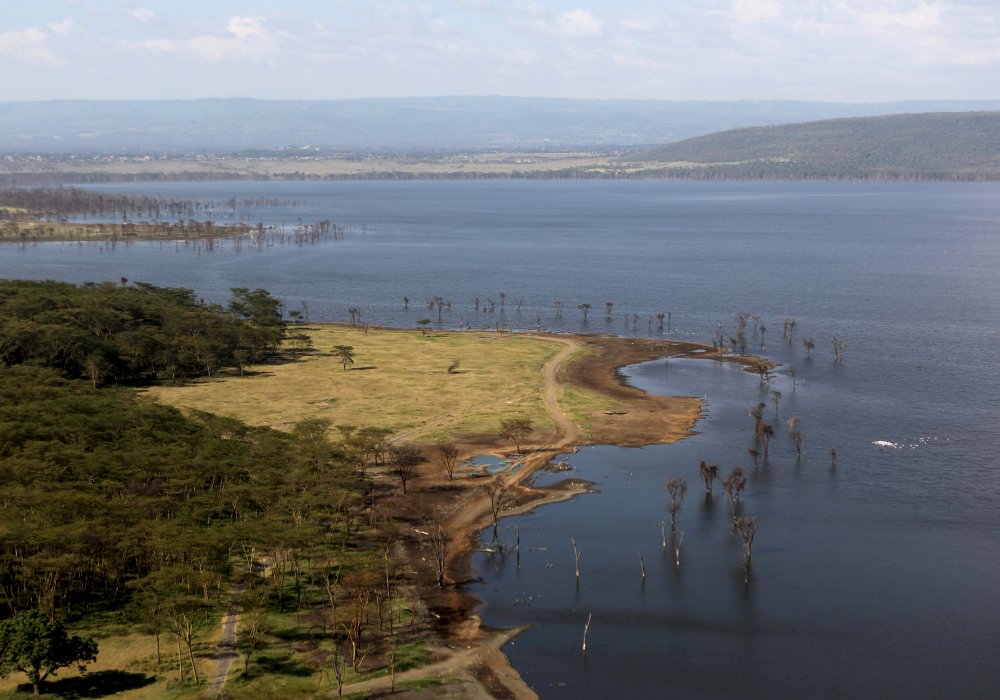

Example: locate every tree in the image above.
[483,477,511,543]
[416,319,431,335]
[831,336,848,363]
[499,417,533,455]
[734,516,758,582]
[332,345,355,370]
[698,461,718,494]
[665,478,687,530]
[605,302,613,320]
[389,443,421,494]
[578,303,591,323]
[437,442,459,480]
[758,422,775,458]
[0,610,98,696]
[723,467,746,516]
[803,338,815,358]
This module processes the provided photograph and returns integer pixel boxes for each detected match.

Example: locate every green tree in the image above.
[0,609,98,696]
[332,345,355,370]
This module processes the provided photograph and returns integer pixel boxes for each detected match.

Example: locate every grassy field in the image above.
[147,326,574,443]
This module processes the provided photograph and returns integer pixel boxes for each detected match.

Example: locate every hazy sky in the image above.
[2,0,999,102]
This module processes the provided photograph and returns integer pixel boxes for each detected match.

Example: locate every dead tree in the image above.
[605,301,614,320]
[803,338,815,358]
[831,336,847,363]
[734,516,758,582]
[698,461,718,494]
[483,477,511,543]
[428,523,448,588]
[723,467,746,517]
[578,303,591,323]
[665,478,688,531]
[571,538,582,579]
[757,422,775,458]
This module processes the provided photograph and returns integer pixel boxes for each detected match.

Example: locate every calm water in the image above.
[3,180,1000,697]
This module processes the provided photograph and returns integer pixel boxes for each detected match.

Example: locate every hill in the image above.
[626,112,1000,180]
[3,97,1000,153]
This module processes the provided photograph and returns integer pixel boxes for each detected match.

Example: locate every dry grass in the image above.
[147,326,563,442]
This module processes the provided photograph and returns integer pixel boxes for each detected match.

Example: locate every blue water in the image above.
[3,180,1000,697]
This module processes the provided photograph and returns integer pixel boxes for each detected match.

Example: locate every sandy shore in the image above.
[339,331,744,698]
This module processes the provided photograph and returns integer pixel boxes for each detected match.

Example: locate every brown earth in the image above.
[338,332,748,698]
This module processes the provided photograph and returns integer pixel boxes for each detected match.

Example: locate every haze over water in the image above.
[4,180,1000,697]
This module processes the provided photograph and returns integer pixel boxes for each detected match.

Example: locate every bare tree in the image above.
[734,516,758,582]
[748,448,760,468]
[786,416,803,456]
[698,461,718,494]
[389,443,421,494]
[831,336,847,363]
[571,538,582,579]
[758,422,775,458]
[749,402,766,432]
[428,523,448,588]
[578,303,592,323]
[483,477,511,543]
[500,417,534,455]
[605,301,614,320]
[437,442,459,480]
[829,447,838,469]
[665,478,688,531]
[723,467,747,516]
[789,365,798,389]
[553,300,565,317]
[770,390,782,416]
[803,338,815,358]
[403,296,409,310]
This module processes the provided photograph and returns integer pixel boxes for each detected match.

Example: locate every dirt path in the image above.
[206,599,240,696]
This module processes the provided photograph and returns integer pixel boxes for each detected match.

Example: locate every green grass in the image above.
[148,326,561,441]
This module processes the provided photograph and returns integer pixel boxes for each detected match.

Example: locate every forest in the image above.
[0,281,416,696]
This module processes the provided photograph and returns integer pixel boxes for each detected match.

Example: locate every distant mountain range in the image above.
[3,97,1000,153]
[625,112,1000,180]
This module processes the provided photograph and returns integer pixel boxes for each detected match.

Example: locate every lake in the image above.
[3,180,1000,697]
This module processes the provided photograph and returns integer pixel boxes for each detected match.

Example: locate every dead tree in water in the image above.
[578,303,591,323]
[724,467,747,517]
[605,301,614,320]
[803,338,815,358]
[665,478,688,531]
[831,336,848,363]
[571,539,582,580]
[786,416,803,456]
[698,461,718,494]
[757,423,775,458]
[483,477,511,544]
[734,516,758,582]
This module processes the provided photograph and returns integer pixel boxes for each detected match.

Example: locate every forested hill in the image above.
[627,112,1000,180]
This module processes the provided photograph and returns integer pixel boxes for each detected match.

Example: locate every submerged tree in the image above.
[483,476,512,543]
[734,516,759,582]
[723,467,747,516]
[831,336,848,364]
[698,461,718,494]
[578,303,592,323]
[803,338,816,358]
[665,478,688,531]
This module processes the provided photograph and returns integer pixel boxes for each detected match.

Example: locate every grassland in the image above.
[146,325,613,443]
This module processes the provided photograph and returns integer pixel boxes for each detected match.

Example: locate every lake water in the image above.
[3,180,1000,697]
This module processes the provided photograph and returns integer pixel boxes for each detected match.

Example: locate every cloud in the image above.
[0,25,63,66]
[551,9,602,37]
[125,16,289,64]
[128,8,156,24]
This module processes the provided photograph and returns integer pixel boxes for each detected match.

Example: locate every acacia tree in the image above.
[332,345,355,370]
[500,418,533,455]
[389,444,421,494]
[0,610,98,696]
[578,303,591,323]
[437,442,459,480]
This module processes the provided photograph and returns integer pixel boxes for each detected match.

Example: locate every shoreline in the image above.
[341,329,753,698]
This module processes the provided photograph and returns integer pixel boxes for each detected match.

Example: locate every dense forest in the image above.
[628,112,1000,180]
[0,280,421,694]
[0,281,286,385]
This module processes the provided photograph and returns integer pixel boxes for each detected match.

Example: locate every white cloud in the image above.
[125,15,289,64]
[0,26,62,66]
[128,8,156,24]
[551,9,602,38]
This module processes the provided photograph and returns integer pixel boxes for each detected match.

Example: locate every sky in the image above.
[2,0,999,102]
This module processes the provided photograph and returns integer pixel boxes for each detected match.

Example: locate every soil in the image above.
[340,332,740,699]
